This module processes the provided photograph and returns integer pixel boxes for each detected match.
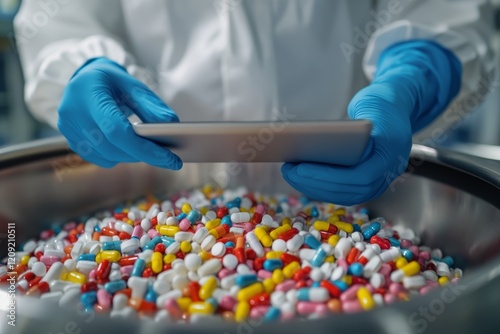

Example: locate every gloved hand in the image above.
[58,57,182,169]
[282,40,461,205]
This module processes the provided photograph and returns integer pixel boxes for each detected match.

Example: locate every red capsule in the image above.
[35,251,43,260]
[320,280,341,298]
[26,281,49,296]
[114,212,128,221]
[370,236,391,250]
[225,247,234,255]
[139,300,157,312]
[28,276,42,288]
[142,268,154,278]
[96,260,111,280]
[81,281,98,293]
[295,280,308,289]
[375,287,387,296]
[119,232,132,240]
[278,228,299,241]
[319,231,334,240]
[280,253,301,266]
[293,267,311,281]
[154,243,167,254]
[235,248,246,264]
[253,257,266,272]
[68,234,78,244]
[346,248,361,265]
[297,211,309,219]
[426,262,437,272]
[217,207,229,219]
[245,249,257,260]
[101,227,118,237]
[20,271,36,283]
[189,281,201,302]
[248,292,270,307]
[175,251,185,260]
[150,216,158,227]
[251,212,263,225]
[351,277,368,285]
[163,264,172,272]
[119,255,139,267]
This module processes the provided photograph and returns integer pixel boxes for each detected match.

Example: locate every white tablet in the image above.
[133,120,372,165]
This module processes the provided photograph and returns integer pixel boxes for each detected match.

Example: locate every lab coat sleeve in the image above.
[363,0,495,139]
[14,0,153,129]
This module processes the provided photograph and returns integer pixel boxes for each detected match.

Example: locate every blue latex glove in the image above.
[58,57,182,169]
[282,40,461,205]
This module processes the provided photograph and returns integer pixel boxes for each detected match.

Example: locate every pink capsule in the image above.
[258,270,272,279]
[218,268,235,279]
[147,229,160,238]
[246,259,254,269]
[296,302,326,315]
[132,226,143,239]
[256,204,265,215]
[179,218,191,231]
[379,263,392,276]
[89,269,96,280]
[194,223,204,231]
[384,293,398,304]
[340,284,362,302]
[389,283,406,295]
[275,280,296,292]
[97,289,112,310]
[336,259,348,271]
[250,306,269,318]
[40,255,60,266]
[120,265,134,276]
[400,239,412,248]
[219,295,237,311]
[342,299,363,313]
[409,245,420,257]
[419,251,431,261]
[243,223,254,233]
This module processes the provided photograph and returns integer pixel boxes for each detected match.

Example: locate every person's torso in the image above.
[120,0,374,121]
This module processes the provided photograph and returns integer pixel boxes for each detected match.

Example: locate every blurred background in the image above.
[0,0,498,159]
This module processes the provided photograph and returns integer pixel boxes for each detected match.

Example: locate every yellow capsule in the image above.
[20,255,30,265]
[189,301,215,315]
[163,254,176,264]
[283,261,301,279]
[177,297,192,312]
[272,269,285,284]
[328,235,340,247]
[357,287,375,310]
[205,219,221,230]
[159,225,180,237]
[240,207,249,213]
[199,207,209,215]
[199,276,217,300]
[122,209,129,214]
[395,257,408,269]
[332,221,354,233]
[151,251,163,274]
[325,255,335,263]
[269,225,291,240]
[199,250,212,261]
[401,261,420,276]
[326,204,336,213]
[313,220,332,232]
[281,217,291,226]
[95,253,102,264]
[258,225,270,232]
[101,250,121,262]
[180,241,192,253]
[334,208,346,216]
[66,271,87,284]
[342,275,353,286]
[327,215,340,223]
[254,227,273,247]
[235,301,250,322]
[263,278,275,294]
[438,276,450,286]
[265,251,283,259]
[126,219,134,226]
[237,283,264,302]
[181,203,192,214]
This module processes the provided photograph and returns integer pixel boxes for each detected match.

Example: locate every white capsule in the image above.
[272,239,287,252]
[211,242,226,257]
[299,249,316,261]
[193,227,209,244]
[422,270,438,282]
[139,249,154,262]
[166,216,179,226]
[330,266,345,281]
[310,268,324,282]
[153,276,171,295]
[174,232,193,242]
[320,262,334,278]
[184,253,202,271]
[246,232,264,257]
[157,212,167,225]
[370,273,385,289]
[139,234,151,249]
[63,259,77,271]
[221,274,237,290]
[201,235,216,251]
[166,241,181,255]
[230,227,245,235]
[23,240,37,253]
[287,234,304,253]
[198,258,222,277]
[28,257,38,269]
[173,263,188,277]
[373,293,385,307]
[333,237,352,259]
[286,290,298,304]
[49,280,73,292]
[237,264,252,275]
[188,271,200,282]
[58,288,80,307]
[41,262,63,283]
[403,275,426,289]
[31,261,47,277]
[172,275,189,290]
[380,247,400,262]
[354,242,366,252]
[363,256,382,278]
[351,232,363,243]
[191,241,202,253]
[70,242,84,259]
[109,270,122,281]
[436,262,450,277]
[222,254,238,271]
[310,229,321,241]
[156,290,183,309]
[271,291,286,307]
[231,212,250,223]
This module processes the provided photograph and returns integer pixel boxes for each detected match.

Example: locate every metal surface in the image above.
[0,137,499,334]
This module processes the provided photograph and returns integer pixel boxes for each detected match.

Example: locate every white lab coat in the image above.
[14,0,495,139]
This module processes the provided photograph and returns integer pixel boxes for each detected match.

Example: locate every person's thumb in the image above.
[126,83,179,124]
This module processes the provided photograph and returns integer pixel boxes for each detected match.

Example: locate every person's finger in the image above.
[125,83,179,123]
[67,140,117,168]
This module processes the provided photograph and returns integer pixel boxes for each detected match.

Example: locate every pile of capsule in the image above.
[1,185,462,324]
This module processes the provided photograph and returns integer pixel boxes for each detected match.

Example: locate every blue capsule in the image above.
[440,256,454,267]
[311,207,319,218]
[144,236,162,250]
[388,237,401,247]
[310,245,328,267]
[77,254,96,262]
[263,259,283,271]
[311,282,321,288]
[104,280,126,294]
[362,222,381,240]
[332,280,349,292]
[359,208,369,215]
[206,297,218,310]
[93,225,102,233]
[102,240,121,251]
[299,196,309,205]
[221,215,232,227]
[352,224,362,233]
[225,241,235,248]
[400,249,414,261]
[304,234,321,250]
[80,291,97,307]
[131,258,146,277]
[186,210,201,224]
[264,307,281,322]
[348,263,363,277]
[176,212,187,220]
[235,274,258,287]
[144,285,157,303]
[160,236,175,247]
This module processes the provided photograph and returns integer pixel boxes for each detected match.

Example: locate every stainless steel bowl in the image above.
[1,138,499,334]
